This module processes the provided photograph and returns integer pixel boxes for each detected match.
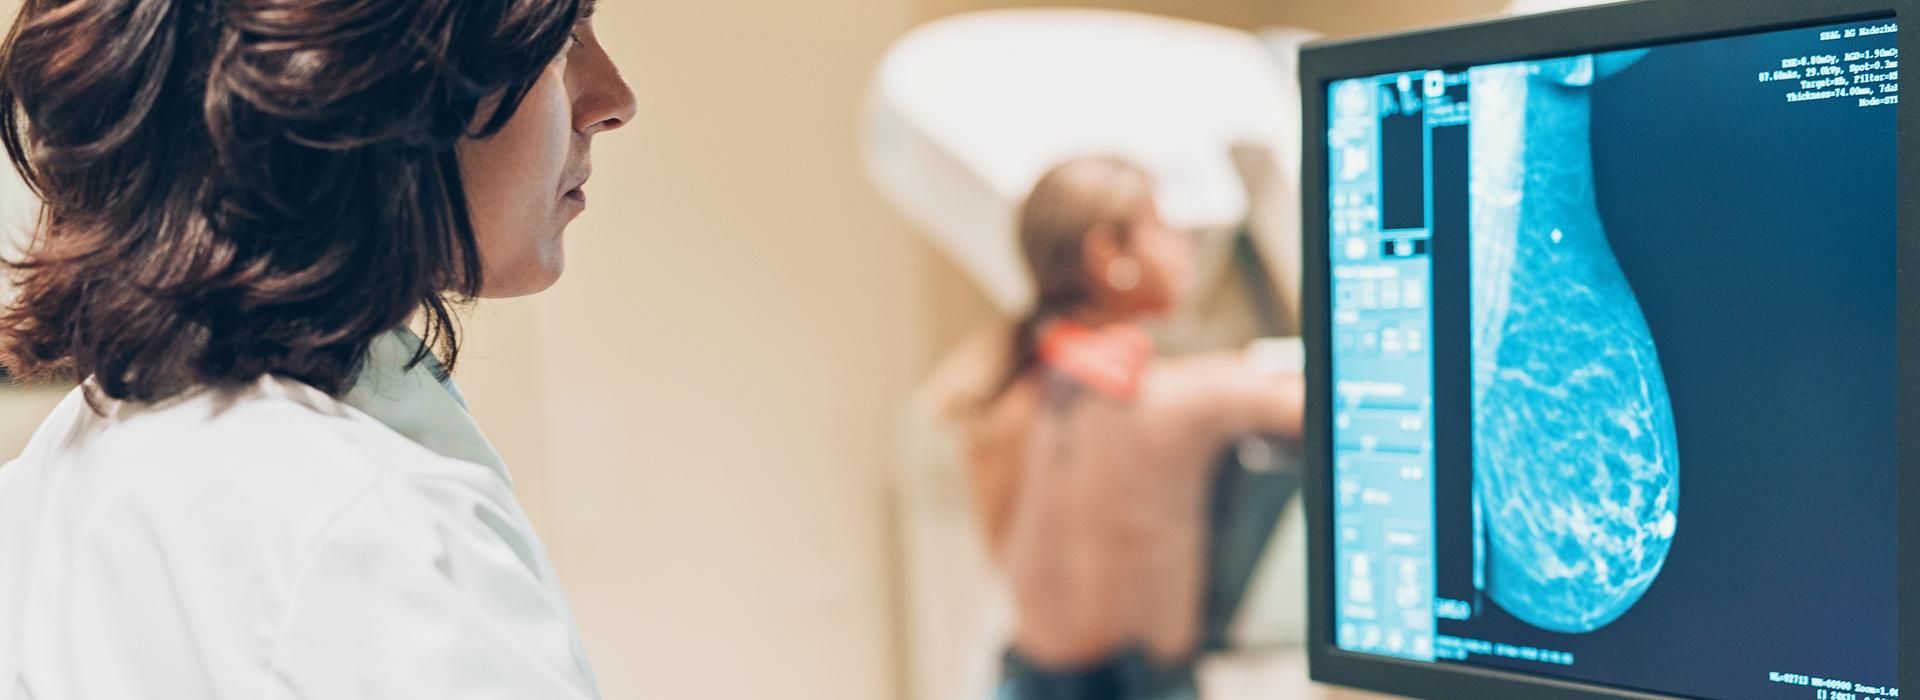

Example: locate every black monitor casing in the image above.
[1299,1,1920,697]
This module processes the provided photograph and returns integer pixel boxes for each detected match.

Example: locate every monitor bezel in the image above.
[1299,1,1920,698]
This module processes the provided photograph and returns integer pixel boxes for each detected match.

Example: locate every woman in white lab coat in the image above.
[0,0,635,697]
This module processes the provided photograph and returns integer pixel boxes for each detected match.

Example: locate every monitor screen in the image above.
[1325,16,1898,700]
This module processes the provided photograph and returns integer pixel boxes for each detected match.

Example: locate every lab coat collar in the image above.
[341,328,513,486]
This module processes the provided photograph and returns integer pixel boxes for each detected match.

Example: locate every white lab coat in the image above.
[0,330,599,699]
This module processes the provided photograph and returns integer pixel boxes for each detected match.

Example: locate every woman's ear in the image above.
[1080,222,1124,289]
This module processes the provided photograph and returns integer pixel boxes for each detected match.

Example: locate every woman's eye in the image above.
[553,32,583,64]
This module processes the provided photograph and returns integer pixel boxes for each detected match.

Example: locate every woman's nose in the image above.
[574,38,637,135]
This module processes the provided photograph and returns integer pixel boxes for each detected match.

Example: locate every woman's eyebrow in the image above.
[580,0,598,21]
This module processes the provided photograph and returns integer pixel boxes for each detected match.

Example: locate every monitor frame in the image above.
[1299,1,1920,698]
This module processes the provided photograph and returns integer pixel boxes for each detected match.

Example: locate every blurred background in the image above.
[0,1,1510,699]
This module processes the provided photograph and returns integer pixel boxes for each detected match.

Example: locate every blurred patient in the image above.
[946,156,1304,700]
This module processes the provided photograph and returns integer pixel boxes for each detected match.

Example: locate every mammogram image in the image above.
[1469,52,1680,634]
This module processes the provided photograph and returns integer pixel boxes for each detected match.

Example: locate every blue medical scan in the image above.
[1328,17,1896,700]
[1468,51,1680,636]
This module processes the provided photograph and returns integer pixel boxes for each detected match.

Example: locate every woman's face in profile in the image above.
[1124,197,1196,317]
[456,20,638,299]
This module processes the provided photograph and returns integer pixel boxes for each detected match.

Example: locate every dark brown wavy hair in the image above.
[0,0,591,402]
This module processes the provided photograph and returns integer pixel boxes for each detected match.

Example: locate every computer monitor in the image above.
[1300,1,1918,698]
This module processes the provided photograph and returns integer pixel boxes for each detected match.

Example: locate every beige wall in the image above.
[457,2,925,699]
[459,3,1509,700]
[0,1,1507,699]
[921,0,1508,38]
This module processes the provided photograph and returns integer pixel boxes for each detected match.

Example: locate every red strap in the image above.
[1036,319,1155,401]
